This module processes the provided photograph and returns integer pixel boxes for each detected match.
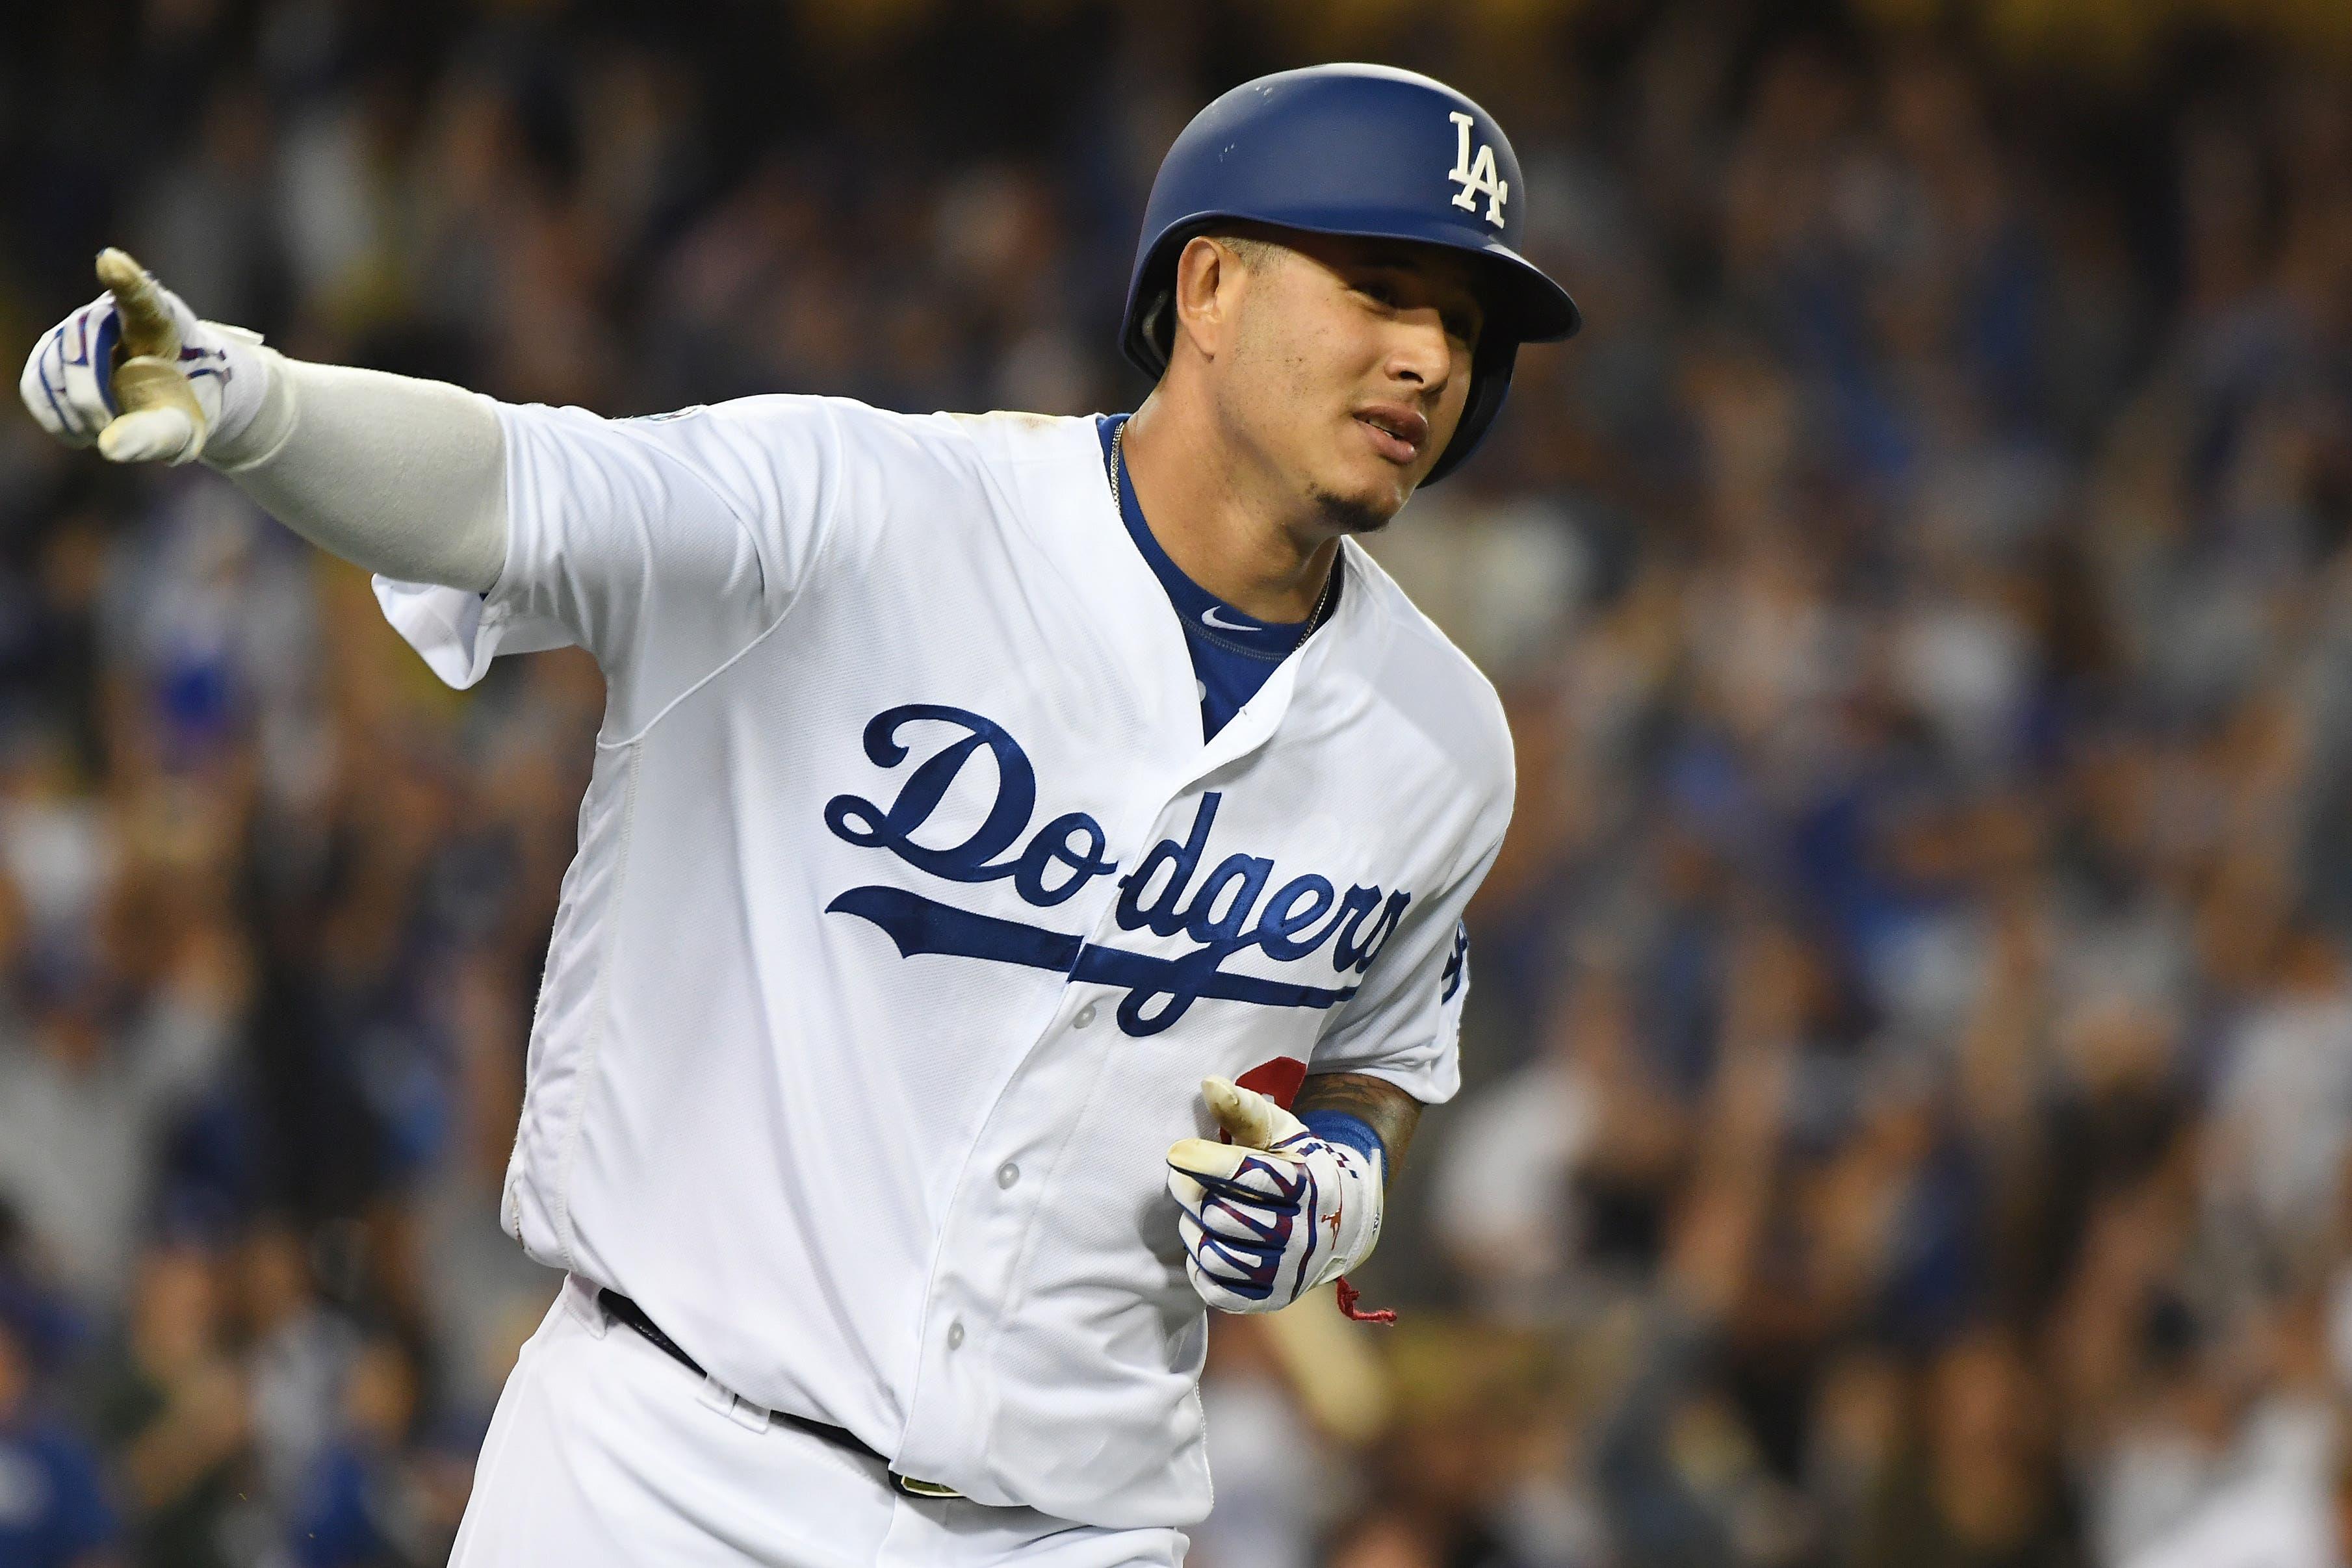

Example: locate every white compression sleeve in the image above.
[205,350,509,594]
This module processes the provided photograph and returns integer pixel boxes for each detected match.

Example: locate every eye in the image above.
[1354,279,1400,309]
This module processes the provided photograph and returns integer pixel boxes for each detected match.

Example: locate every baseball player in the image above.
[21,62,1577,1567]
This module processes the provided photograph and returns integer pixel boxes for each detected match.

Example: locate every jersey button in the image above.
[996,1162,1020,1189]
[1072,1003,1098,1029]
[946,1320,966,1350]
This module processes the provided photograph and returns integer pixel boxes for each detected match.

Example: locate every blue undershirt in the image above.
[1095,415,1383,1174]
[1096,414,1340,742]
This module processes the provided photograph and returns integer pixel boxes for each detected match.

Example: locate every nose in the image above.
[1383,307,1456,402]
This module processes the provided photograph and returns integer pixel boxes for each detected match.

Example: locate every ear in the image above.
[1169,235,1245,365]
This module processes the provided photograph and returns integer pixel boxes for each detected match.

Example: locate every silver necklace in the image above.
[1111,419,1338,645]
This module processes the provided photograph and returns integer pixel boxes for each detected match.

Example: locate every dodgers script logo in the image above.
[821,704,1412,1036]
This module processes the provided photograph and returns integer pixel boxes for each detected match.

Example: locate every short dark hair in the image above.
[1208,229,1283,270]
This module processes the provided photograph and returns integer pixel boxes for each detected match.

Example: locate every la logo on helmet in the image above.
[1447,111,1508,227]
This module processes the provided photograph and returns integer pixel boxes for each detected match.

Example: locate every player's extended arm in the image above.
[1165,1070,1424,1317]
[19,250,507,593]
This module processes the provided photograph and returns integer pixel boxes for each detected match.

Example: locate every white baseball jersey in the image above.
[374,396,1514,1529]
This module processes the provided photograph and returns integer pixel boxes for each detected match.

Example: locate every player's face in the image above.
[1226,232,1485,530]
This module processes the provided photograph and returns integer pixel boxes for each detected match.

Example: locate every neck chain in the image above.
[1111,419,1337,645]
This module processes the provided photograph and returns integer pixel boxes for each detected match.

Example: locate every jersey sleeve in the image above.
[373,395,846,736]
[1307,828,1505,1106]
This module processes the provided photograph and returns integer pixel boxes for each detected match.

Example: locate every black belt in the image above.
[597,1290,962,1500]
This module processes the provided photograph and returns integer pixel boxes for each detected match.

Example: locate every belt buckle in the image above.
[892,1473,964,1500]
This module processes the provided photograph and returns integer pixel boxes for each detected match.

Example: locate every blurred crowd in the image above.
[3,2,2351,1566]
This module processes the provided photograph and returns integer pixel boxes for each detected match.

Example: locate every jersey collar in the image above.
[998,413,1387,787]
[1095,414,1339,660]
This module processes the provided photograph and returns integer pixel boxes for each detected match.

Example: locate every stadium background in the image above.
[5,0,2352,1563]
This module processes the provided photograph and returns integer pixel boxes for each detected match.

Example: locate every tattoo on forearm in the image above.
[1294,1072,1423,1179]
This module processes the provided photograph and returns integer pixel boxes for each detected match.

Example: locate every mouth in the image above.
[1353,403,1429,467]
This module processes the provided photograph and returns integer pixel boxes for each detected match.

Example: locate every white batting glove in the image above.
[1167,1075,1384,1314]
[19,248,270,465]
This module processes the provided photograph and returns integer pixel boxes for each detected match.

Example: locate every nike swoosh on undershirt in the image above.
[1200,606,1260,632]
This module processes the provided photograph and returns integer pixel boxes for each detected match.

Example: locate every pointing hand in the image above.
[19,248,270,466]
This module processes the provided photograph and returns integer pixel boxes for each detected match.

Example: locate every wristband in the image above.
[1299,1109,1386,1177]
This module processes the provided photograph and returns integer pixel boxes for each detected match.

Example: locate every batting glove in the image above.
[19,248,271,466]
[1167,1075,1384,1314]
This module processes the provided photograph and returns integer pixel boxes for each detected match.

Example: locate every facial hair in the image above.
[1306,483,1398,536]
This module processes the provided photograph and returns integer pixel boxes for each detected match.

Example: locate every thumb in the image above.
[96,248,179,359]
[1202,1075,1280,1151]
[97,405,199,465]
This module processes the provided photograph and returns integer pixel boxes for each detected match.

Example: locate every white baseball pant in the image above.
[448,1276,1191,1568]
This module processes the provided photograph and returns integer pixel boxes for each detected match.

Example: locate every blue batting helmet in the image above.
[1120,63,1581,484]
